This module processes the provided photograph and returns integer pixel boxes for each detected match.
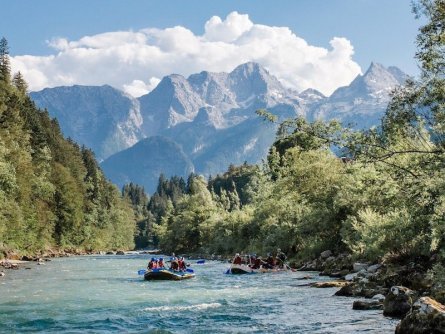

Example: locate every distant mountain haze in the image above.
[30,62,407,192]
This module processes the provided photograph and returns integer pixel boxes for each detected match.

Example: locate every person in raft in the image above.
[252,256,267,269]
[265,253,276,269]
[178,257,187,271]
[147,258,157,270]
[170,254,179,271]
[276,248,287,268]
[158,258,165,268]
[233,253,242,265]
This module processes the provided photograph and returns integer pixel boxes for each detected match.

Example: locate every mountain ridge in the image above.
[30,61,408,192]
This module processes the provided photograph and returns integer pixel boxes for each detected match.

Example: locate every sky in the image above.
[0,0,422,97]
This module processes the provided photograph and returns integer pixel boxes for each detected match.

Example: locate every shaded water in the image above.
[0,255,397,333]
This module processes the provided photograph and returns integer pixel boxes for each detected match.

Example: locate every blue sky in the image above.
[0,0,422,95]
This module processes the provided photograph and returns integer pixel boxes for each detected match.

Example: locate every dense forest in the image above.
[129,0,445,300]
[0,38,136,257]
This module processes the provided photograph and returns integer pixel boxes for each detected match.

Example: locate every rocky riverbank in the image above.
[0,248,133,278]
[299,251,445,333]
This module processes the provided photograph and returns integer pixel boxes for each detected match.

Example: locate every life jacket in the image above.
[148,261,154,269]
[152,262,158,269]
[171,261,179,270]
[253,258,261,269]
[158,260,164,268]
[233,256,242,265]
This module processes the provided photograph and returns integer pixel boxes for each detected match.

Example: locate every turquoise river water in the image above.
[0,254,398,333]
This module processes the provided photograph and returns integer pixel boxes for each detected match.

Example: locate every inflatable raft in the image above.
[144,268,195,281]
[227,264,290,274]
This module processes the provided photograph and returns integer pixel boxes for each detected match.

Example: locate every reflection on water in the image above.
[0,255,397,333]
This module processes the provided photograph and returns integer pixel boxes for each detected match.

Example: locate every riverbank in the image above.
[0,248,134,278]
[298,250,445,333]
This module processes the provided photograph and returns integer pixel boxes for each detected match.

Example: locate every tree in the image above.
[0,37,11,83]
[13,72,28,94]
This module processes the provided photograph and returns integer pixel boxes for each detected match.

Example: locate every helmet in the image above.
[151,258,155,261]
[159,258,163,261]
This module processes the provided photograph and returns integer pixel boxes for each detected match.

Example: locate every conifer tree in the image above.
[0,37,11,83]
[13,72,27,94]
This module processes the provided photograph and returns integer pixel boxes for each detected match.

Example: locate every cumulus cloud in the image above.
[11,11,362,97]
[123,77,161,97]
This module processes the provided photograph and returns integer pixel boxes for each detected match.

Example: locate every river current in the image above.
[0,254,397,333]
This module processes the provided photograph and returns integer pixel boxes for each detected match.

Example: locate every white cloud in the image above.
[11,11,362,97]
[123,77,161,97]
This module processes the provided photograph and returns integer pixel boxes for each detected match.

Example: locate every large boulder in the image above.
[383,286,416,318]
[353,262,369,272]
[395,297,445,334]
[320,250,333,259]
[352,300,383,310]
[311,281,350,288]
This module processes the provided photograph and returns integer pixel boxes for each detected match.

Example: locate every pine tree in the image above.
[0,37,11,83]
[13,72,28,94]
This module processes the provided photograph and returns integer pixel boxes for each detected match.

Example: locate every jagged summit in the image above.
[330,62,406,101]
[31,61,409,191]
[30,84,143,160]
[298,88,326,103]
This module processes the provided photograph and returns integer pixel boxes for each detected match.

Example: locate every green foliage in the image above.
[0,39,136,257]
[0,37,11,84]
[427,263,445,303]
[151,1,445,267]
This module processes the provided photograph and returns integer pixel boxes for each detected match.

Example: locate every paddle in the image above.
[284,263,297,272]
[137,269,146,275]
[196,259,205,264]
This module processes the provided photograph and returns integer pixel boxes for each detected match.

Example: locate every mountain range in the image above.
[30,62,407,193]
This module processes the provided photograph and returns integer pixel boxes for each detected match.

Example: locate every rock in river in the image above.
[395,297,445,334]
[352,300,383,310]
[383,286,416,318]
[311,281,350,288]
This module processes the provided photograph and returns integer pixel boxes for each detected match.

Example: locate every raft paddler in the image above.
[233,253,242,265]
[170,253,179,271]
[147,258,156,269]
[276,248,287,268]
[178,257,187,271]
[265,253,276,269]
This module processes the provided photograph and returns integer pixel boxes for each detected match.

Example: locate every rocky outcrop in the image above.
[383,286,416,318]
[311,281,350,288]
[395,297,445,334]
[0,260,19,270]
[352,300,383,310]
[299,252,353,274]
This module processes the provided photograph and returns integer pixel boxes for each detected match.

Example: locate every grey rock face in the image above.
[308,62,408,129]
[30,85,143,160]
[30,62,408,192]
[100,136,194,193]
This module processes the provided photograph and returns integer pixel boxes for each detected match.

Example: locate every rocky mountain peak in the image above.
[330,62,406,101]
[298,88,326,103]
[228,62,284,103]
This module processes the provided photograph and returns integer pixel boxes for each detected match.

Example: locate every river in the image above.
[0,254,398,333]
